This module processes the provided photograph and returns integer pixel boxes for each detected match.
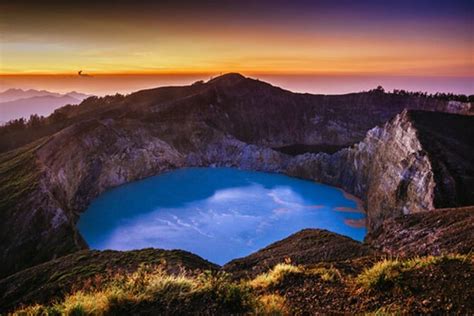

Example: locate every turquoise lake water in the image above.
[78,167,366,265]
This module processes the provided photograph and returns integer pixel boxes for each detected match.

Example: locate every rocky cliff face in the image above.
[0,73,472,278]
[289,110,473,231]
[287,110,446,230]
[408,111,474,207]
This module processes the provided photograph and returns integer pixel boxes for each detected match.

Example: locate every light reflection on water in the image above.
[78,167,366,264]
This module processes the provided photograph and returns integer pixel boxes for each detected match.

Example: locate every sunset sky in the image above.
[1,0,472,76]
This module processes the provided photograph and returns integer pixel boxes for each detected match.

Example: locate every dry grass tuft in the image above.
[12,264,264,315]
[256,294,289,315]
[356,254,470,291]
[250,264,302,289]
[306,266,342,282]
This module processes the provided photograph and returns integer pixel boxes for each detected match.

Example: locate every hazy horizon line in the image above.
[2,72,472,96]
[1,72,473,78]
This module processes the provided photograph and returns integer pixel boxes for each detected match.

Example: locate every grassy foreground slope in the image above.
[2,226,473,315]
[0,249,218,312]
[10,254,474,315]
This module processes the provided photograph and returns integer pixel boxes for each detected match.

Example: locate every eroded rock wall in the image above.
[287,111,437,230]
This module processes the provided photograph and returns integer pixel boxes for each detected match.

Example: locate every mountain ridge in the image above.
[0,89,91,122]
[0,88,90,103]
[1,73,471,153]
[0,73,472,279]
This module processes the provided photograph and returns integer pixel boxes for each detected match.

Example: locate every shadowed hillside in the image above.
[0,73,468,153]
[0,74,472,279]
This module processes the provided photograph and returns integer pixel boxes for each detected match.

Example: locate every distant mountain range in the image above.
[0,88,91,122]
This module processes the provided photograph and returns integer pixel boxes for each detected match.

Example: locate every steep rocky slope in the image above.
[409,111,474,207]
[367,206,474,256]
[0,73,472,278]
[287,110,473,230]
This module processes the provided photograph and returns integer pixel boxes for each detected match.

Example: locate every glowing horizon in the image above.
[1,1,472,77]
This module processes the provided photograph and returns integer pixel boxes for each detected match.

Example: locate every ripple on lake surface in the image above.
[78,167,366,265]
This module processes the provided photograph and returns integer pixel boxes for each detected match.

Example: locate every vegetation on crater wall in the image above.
[0,138,46,214]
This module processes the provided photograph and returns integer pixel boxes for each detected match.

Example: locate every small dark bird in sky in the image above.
[78,70,92,77]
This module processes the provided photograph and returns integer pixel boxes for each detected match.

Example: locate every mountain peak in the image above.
[209,73,246,84]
